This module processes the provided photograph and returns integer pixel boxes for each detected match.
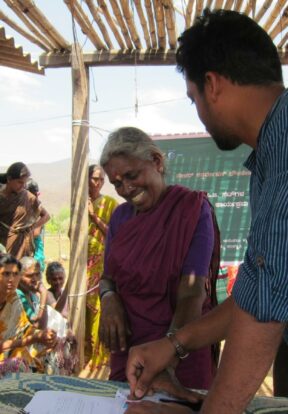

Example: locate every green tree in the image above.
[46,207,70,235]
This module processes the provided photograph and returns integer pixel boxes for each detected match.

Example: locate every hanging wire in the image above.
[130,0,139,117]
[90,67,99,103]
[134,52,139,117]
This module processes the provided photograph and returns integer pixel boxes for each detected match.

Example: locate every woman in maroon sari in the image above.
[99,127,220,391]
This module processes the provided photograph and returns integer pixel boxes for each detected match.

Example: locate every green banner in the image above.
[154,137,251,263]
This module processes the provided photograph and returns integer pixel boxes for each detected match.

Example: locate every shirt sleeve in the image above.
[233,171,288,322]
[181,198,214,276]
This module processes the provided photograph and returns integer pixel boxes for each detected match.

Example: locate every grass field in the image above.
[44,233,70,273]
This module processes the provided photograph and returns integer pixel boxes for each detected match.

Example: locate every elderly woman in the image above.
[99,127,220,390]
[17,256,77,375]
[0,254,57,376]
[0,162,50,259]
[81,164,118,379]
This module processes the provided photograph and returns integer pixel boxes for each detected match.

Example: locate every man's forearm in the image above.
[176,296,233,350]
[200,300,285,414]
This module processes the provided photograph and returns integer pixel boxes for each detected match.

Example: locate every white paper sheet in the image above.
[24,391,119,414]
[46,306,67,338]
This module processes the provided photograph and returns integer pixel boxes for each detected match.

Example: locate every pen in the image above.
[159,398,203,412]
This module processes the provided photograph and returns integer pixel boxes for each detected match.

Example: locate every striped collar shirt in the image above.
[233,89,288,323]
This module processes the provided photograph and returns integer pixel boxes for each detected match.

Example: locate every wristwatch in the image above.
[166,332,189,359]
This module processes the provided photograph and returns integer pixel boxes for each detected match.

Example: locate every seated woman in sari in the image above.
[0,162,50,259]
[17,256,77,375]
[99,127,220,391]
[0,254,57,377]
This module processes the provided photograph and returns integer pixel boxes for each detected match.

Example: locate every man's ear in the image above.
[204,72,223,103]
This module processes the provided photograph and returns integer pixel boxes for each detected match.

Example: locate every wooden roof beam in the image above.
[133,0,152,49]
[15,0,70,49]
[65,0,107,50]
[144,0,157,48]
[4,0,56,50]
[0,9,49,51]
[96,0,126,49]
[254,0,273,23]
[263,0,288,33]
[153,0,166,49]
[109,0,133,49]
[269,7,288,40]
[185,0,194,29]
[119,0,142,49]
[39,48,177,67]
[162,0,177,49]
[85,0,113,49]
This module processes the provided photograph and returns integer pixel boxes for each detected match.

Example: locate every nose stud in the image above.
[128,185,133,190]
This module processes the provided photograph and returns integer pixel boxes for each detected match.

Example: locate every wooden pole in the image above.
[68,42,89,372]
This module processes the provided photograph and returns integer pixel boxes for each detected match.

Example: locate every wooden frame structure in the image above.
[1,0,288,371]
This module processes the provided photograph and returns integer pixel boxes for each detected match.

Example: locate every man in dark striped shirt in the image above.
[124,9,288,414]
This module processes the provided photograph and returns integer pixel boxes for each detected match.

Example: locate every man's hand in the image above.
[124,401,192,414]
[126,338,176,399]
[100,292,131,352]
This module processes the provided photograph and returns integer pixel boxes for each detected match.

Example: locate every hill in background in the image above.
[1,159,123,215]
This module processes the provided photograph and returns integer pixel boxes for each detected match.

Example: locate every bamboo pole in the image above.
[134,0,152,49]
[215,0,225,9]
[85,0,113,49]
[254,0,273,23]
[109,0,133,49]
[269,6,288,40]
[65,0,107,50]
[4,0,55,49]
[185,0,194,28]
[152,0,166,49]
[119,0,142,48]
[96,0,126,49]
[234,0,244,12]
[243,0,256,17]
[0,9,49,51]
[162,0,177,49]
[263,0,288,33]
[277,29,288,48]
[223,0,234,9]
[68,42,89,372]
[144,0,157,48]
[205,0,213,10]
[15,0,70,49]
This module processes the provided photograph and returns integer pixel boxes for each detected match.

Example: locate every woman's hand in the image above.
[38,328,57,348]
[124,401,192,414]
[88,198,94,217]
[147,368,204,403]
[100,292,131,352]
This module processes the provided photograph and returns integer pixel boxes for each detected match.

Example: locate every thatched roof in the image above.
[1,0,288,74]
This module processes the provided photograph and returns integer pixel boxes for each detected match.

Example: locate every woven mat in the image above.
[0,373,287,413]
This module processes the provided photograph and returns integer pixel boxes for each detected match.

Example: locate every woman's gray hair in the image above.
[20,256,40,272]
[100,127,165,171]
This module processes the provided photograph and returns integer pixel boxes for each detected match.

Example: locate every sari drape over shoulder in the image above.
[0,189,40,259]
[106,185,220,389]
[82,194,118,379]
[0,292,43,376]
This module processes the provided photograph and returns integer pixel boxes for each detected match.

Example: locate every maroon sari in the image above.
[107,185,219,389]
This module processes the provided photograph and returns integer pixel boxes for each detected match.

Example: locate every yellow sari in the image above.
[82,194,118,379]
[0,292,43,376]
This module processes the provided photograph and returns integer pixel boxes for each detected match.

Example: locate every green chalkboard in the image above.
[154,137,252,264]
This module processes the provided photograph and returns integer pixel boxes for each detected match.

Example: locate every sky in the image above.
[1,1,288,167]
